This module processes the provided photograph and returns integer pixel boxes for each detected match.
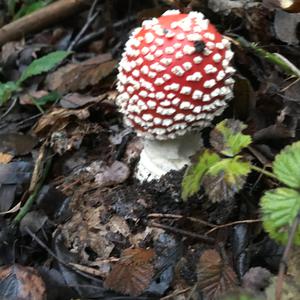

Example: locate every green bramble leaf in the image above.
[0,81,20,105]
[273,141,300,189]
[181,150,221,201]
[18,51,71,84]
[261,188,300,245]
[210,119,252,157]
[203,156,251,202]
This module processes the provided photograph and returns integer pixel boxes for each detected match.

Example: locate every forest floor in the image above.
[0,0,300,299]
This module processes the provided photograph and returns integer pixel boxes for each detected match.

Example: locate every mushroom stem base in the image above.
[136,132,203,182]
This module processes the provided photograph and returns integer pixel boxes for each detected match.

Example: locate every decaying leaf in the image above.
[242,267,272,293]
[197,249,238,299]
[50,123,101,155]
[0,133,37,156]
[266,275,300,300]
[59,93,106,109]
[181,150,221,201]
[273,10,300,44]
[94,161,130,188]
[288,247,300,279]
[203,157,251,202]
[0,264,46,300]
[263,0,300,12]
[33,107,90,136]
[210,119,252,157]
[0,153,13,164]
[45,53,117,93]
[104,247,155,296]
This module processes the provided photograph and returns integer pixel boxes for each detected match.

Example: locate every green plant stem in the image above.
[250,165,278,180]
[233,36,300,78]
[13,157,52,224]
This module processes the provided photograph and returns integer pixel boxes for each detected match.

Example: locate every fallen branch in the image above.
[0,0,89,47]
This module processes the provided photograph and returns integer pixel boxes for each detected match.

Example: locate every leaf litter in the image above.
[0,0,300,299]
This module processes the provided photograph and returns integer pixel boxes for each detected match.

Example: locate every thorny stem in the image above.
[250,165,278,181]
[276,212,300,300]
[13,157,52,224]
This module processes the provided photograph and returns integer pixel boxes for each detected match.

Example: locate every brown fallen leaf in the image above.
[45,53,117,93]
[0,133,37,156]
[59,93,106,109]
[104,247,155,296]
[263,0,300,12]
[0,153,13,164]
[0,264,46,300]
[33,107,90,136]
[197,249,238,299]
[94,161,130,188]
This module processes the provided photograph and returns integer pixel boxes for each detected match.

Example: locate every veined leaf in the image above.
[261,188,300,245]
[181,150,221,201]
[18,51,71,84]
[273,141,300,189]
[203,156,251,202]
[210,119,252,157]
[0,81,20,105]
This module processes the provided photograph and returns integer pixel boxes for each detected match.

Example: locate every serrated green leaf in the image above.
[261,188,300,245]
[0,81,20,105]
[203,156,251,202]
[18,51,71,84]
[210,119,252,157]
[273,141,300,189]
[181,150,221,201]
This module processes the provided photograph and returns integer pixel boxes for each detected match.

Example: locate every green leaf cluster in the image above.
[0,51,70,106]
[261,142,300,245]
[181,119,252,202]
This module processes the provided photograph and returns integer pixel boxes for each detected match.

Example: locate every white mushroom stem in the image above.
[135,131,203,182]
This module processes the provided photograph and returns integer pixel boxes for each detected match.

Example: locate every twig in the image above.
[149,221,215,244]
[206,219,261,235]
[0,97,18,121]
[0,0,89,47]
[13,142,52,224]
[76,15,137,49]
[148,213,215,227]
[275,212,300,300]
[68,0,101,51]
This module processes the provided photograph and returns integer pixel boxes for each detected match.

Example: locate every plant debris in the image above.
[0,0,300,299]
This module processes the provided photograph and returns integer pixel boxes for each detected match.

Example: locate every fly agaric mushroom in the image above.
[116,10,235,181]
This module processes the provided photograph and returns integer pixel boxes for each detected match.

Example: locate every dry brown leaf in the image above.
[273,10,300,44]
[94,161,130,187]
[197,249,238,300]
[0,264,46,300]
[19,90,49,105]
[50,123,101,155]
[263,0,300,12]
[0,152,13,164]
[104,248,155,296]
[45,53,117,93]
[60,93,106,108]
[33,107,90,136]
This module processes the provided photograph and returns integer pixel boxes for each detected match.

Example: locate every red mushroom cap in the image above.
[116,10,235,140]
